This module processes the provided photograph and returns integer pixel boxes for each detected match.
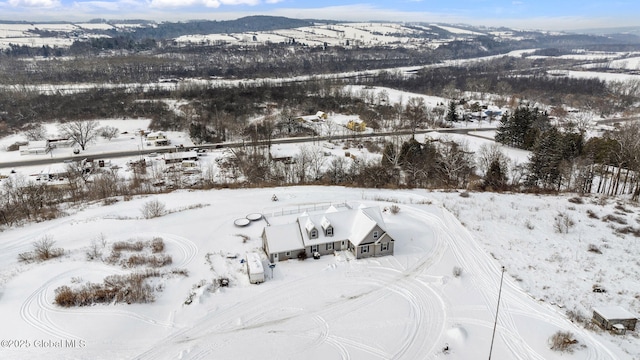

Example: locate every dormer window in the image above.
[310,229,318,239]
[321,216,333,237]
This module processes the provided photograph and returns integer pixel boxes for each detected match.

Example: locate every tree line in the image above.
[494,106,640,199]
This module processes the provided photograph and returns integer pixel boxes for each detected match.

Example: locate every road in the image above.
[0,126,496,169]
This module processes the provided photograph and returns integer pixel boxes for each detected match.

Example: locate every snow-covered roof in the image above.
[299,210,355,247]
[263,223,303,253]
[303,217,316,233]
[593,306,638,320]
[349,208,381,246]
[246,252,264,274]
[264,205,391,255]
[164,151,197,160]
[321,216,331,230]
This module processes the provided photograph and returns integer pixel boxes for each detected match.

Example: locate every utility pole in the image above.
[488,266,506,360]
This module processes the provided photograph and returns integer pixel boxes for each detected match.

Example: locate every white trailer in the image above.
[246,252,265,284]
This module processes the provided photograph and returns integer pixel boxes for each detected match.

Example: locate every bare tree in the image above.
[33,235,64,261]
[437,138,475,188]
[99,125,120,141]
[141,198,166,219]
[58,120,100,151]
[25,123,48,141]
[404,97,427,137]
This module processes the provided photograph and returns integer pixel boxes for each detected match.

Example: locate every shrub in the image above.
[459,191,470,198]
[587,244,602,254]
[615,226,640,237]
[19,235,64,262]
[524,219,535,230]
[452,266,463,278]
[112,240,145,252]
[141,198,166,219]
[124,254,172,268]
[602,214,627,225]
[55,272,161,307]
[565,309,587,324]
[586,209,599,219]
[54,286,76,307]
[389,204,401,214]
[549,331,578,352]
[554,212,575,234]
[34,235,64,260]
[151,237,165,253]
[567,196,583,204]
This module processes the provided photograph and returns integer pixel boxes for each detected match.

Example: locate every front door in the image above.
[273,253,279,262]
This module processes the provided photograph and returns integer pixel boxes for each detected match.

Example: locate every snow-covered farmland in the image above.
[0,186,638,359]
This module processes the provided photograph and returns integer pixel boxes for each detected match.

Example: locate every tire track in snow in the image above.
[439,208,618,360]
[19,262,182,341]
[135,205,454,360]
[440,209,546,360]
[19,265,121,341]
[134,232,198,268]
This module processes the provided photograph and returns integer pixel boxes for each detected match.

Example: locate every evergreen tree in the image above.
[495,106,550,150]
[381,142,397,168]
[446,101,458,123]
[527,127,563,189]
[483,158,508,190]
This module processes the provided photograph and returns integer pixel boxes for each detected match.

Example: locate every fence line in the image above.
[266,201,350,218]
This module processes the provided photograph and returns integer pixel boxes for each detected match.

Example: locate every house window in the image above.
[326,243,333,251]
[311,245,318,253]
[286,251,291,257]
[373,231,379,240]
[310,229,318,239]
[381,243,388,251]
[361,245,369,254]
[326,227,333,236]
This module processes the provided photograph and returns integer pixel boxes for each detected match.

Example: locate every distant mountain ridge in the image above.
[130,16,320,39]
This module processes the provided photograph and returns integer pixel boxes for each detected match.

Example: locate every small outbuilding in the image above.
[19,140,51,155]
[592,306,638,334]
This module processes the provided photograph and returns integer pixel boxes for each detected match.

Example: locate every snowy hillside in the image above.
[0,186,637,359]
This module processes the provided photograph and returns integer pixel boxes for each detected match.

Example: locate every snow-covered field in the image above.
[0,186,638,359]
[0,74,637,359]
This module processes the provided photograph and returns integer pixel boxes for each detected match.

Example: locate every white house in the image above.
[262,205,394,262]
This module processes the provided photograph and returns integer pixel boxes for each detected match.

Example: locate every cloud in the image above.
[7,0,60,7]
[148,0,261,9]
[72,1,123,11]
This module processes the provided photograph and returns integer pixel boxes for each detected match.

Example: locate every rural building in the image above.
[19,140,51,155]
[262,205,394,262]
[146,132,170,146]
[163,151,198,164]
[32,164,67,181]
[297,110,328,123]
[346,120,366,132]
[592,306,638,334]
[246,252,265,284]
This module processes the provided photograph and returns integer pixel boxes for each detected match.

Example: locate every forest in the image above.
[2,18,640,227]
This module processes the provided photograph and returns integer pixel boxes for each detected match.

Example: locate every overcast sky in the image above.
[0,0,637,31]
